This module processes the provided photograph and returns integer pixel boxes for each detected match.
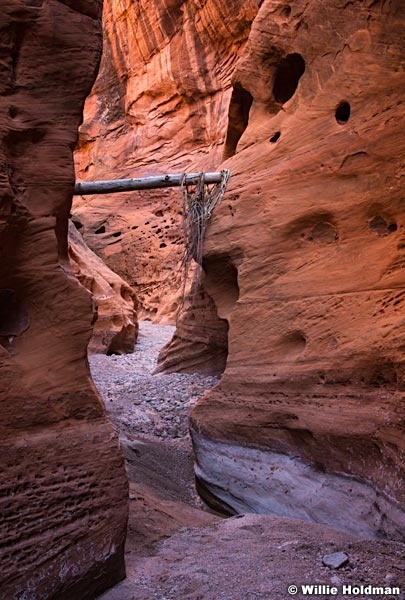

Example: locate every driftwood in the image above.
[74,172,227,195]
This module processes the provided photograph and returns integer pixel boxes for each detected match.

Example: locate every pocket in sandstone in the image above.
[202,254,240,322]
[273,330,307,358]
[308,221,339,244]
[0,289,30,349]
[286,212,339,245]
[368,215,398,236]
[223,83,254,159]
[339,151,370,173]
[272,53,306,105]
[335,100,351,124]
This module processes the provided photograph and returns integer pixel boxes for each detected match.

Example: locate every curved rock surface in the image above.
[69,221,138,354]
[73,0,257,320]
[0,1,128,597]
[169,0,405,539]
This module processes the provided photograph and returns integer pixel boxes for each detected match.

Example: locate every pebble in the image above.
[89,320,219,440]
[322,552,349,569]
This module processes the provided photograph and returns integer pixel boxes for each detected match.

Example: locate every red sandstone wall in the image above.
[69,221,138,354]
[0,1,128,597]
[185,0,405,539]
[73,0,257,320]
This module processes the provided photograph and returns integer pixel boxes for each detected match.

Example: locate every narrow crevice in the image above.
[222,83,253,160]
[273,53,305,104]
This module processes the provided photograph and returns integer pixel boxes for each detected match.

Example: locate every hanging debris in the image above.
[180,169,231,267]
[179,169,231,305]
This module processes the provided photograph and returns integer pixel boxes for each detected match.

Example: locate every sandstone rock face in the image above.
[73,0,258,320]
[180,0,405,539]
[156,285,228,375]
[0,1,128,597]
[69,221,138,354]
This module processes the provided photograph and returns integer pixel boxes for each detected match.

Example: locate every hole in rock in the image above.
[112,231,121,238]
[369,216,387,234]
[269,131,281,143]
[0,289,30,349]
[70,215,83,230]
[308,221,338,244]
[8,106,18,119]
[159,242,167,248]
[369,216,397,236]
[274,330,307,358]
[273,53,305,104]
[281,5,291,17]
[335,101,351,124]
[202,254,240,323]
[287,212,338,244]
[223,83,253,159]
[95,225,105,234]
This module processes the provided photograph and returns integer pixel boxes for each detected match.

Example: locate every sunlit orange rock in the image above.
[73,0,258,320]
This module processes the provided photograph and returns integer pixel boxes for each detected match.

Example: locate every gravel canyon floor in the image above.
[91,323,405,600]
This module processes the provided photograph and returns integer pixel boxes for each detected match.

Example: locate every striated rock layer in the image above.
[73,0,258,320]
[0,1,128,598]
[167,0,405,539]
[69,221,138,355]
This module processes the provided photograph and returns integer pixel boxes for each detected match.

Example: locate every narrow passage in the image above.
[89,320,219,442]
[89,320,220,567]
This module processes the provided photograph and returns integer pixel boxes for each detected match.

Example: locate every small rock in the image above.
[322,552,349,569]
[330,575,341,586]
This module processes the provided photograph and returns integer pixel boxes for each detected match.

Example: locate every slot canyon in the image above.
[1,0,404,599]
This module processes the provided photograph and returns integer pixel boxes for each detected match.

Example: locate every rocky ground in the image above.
[91,322,405,600]
[90,320,219,442]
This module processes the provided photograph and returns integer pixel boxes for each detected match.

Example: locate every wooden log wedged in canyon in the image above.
[74,171,230,195]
